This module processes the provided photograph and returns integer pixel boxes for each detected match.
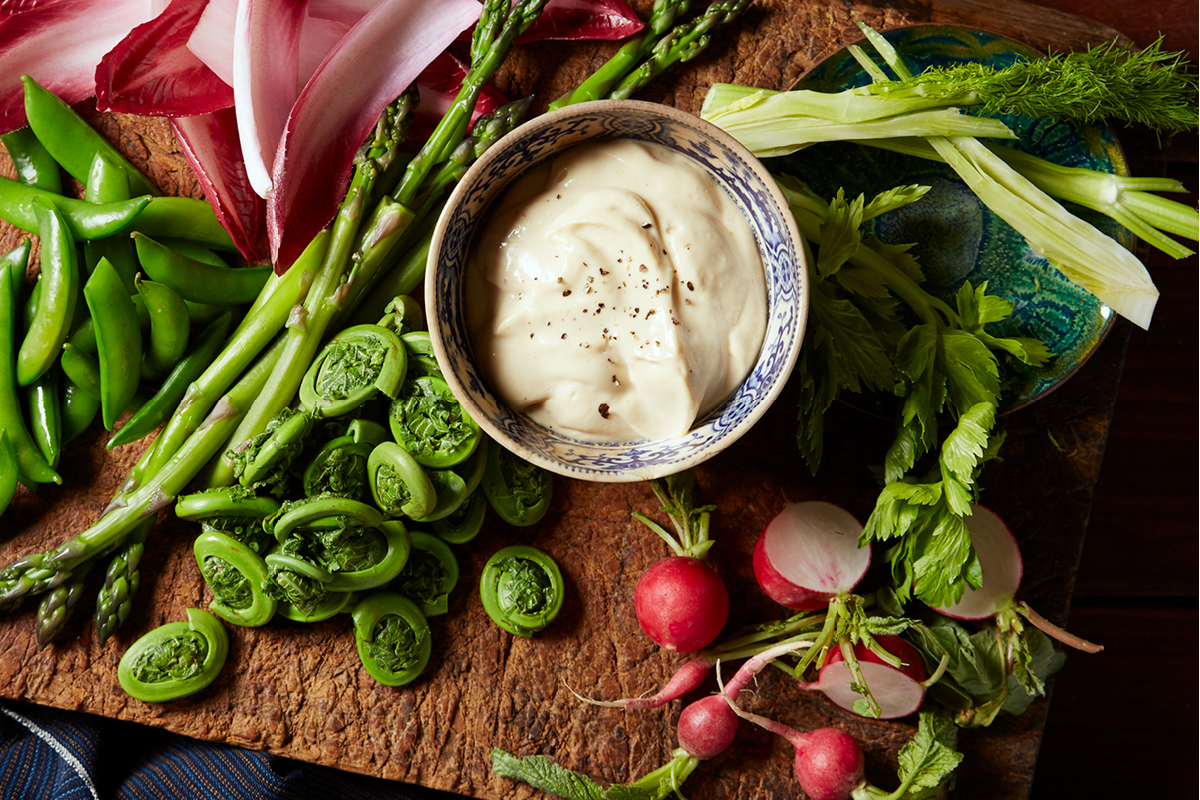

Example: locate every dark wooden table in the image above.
[1016,2,1198,797]
[0,1,1194,798]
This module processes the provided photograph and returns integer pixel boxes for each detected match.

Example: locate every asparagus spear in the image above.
[607,0,752,100]
[92,519,150,646]
[35,558,95,649]
[549,0,694,108]
[0,338,283,605]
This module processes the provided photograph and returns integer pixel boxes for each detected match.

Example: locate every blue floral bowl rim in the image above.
[426,98,808,482]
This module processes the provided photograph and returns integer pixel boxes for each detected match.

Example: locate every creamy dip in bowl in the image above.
[467,137,768,443]
[427,99,807,482]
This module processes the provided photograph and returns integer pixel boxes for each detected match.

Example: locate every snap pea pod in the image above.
[60,373,101,444]
[60,342,101,399]
[1,127,63,192]
[128,197,238,252]
[132,232,271,306]
[17,200,79,386]
[66,293,151,356]
[153,237,228,267]
[135,277,190,380]
[107,312,232,449]
[0,177,150,240]
[2,239,31,294]
[0,431,18,517]
[83,151,139,294]
[21,75,160,197]
[184,299,242,327]
[83,257,143,430]
[0,262,60,486]
[16,260,63,468]
[26,365,62,469]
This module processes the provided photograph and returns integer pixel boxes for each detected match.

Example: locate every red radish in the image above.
[635,556,730,653]
[572,656,714,710]
[754,502,871,610]
[797,635,926,720]
[675,694,738,760]
[932,504,1022,620]
[718,642,867,800]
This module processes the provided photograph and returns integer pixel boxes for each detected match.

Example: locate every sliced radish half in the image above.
[933,504,1023,620]
[753,501,870,610]
[798,634,926,720]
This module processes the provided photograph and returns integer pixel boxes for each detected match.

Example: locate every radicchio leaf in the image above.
[171,107,270,263]
[95,0,234,116]
[268,0,480,270]
[408,51,507,148]
[233,0,307,198]
[516,0,643,43]
[0,0,158,132]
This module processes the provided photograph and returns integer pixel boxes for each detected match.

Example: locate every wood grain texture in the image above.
[0,1,1183,798]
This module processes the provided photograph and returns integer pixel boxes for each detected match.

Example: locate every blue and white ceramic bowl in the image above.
[427,99,807,482]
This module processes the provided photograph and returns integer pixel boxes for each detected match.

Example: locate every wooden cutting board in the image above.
[0,1,1133,798]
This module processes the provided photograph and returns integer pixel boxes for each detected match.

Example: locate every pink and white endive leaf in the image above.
[0,0,158,132]
[298,13,350,87]
[306,0,377,26]
[268,0,480,269]
[311,0,644,44]
[233,0,307,198]
[96,0,234,116]
[171,107,270,263]
[188,0,239,87]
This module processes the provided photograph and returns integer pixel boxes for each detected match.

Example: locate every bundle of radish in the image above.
[751,501,939,720]
[631,470,730,654]
[717,641,962,800]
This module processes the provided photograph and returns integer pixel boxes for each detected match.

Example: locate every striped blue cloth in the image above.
[0,701,461,800]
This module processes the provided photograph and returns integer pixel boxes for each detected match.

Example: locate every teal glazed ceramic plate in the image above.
[771,25,1130,412]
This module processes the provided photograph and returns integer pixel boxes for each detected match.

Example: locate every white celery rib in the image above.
[701,86,1013,158]
[930,135,1159,330]
[713,108,1014,158]
[866,137,1198,260]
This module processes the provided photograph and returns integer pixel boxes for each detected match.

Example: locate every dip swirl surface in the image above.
[467,138,767,442]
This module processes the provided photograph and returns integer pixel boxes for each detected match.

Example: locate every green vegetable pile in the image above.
[0,1,1196,797]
